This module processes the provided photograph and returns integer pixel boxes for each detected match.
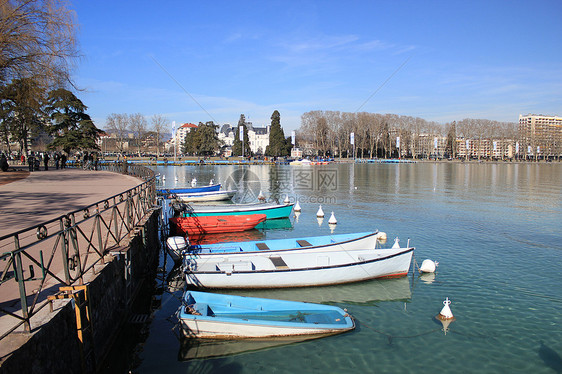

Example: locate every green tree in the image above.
[0,78,44,154]
[45,88,101,154]
[446,121,457,158]
[265,110,289,157]
[182,122,220,156]
[232,114,251,156]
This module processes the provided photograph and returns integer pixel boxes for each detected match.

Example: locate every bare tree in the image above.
[129,113,147,156]
[105,113,129,153]
[151,114,167,156]
[0,0,79,87]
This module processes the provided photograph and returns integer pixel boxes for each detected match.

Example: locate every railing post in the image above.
[13,235,30,332]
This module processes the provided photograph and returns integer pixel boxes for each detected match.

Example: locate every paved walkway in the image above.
[0,167,141,237]
[0,166,142,362]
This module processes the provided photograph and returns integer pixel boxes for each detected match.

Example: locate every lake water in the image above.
[134,162,562,373]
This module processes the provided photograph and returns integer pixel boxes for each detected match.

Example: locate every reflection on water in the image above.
[139,163,562,374]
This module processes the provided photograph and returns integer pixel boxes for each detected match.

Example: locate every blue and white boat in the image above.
[157,183,222,195]
[183,231,414,289]
[174,190,237,202]
[178,290,355,339]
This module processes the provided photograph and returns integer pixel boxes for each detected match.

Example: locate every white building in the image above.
[219,122,270,155]
[166,123,198,152]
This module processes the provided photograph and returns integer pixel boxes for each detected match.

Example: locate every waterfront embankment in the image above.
[0,166,160,373]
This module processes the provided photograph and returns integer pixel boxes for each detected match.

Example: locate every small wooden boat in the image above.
[179,202,294,220]
[178,290,355,339]
[169,214,267,236]
[173,190,236,202]
[183,232,414,289]
[157,183,221,194]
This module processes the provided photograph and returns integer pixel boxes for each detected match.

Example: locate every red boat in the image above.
[169,214,267,236]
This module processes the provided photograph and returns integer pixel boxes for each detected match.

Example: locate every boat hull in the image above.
[158,184,221,194]
[170,214,267,235]
[182,233,414,289]
[178,291,355,339]
[174,190,236,202]
[184,247,413,288]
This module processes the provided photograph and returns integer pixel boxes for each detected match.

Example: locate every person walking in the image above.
[43,152,50,171]
[28,152,35,172]
[61,153,67,169]
[54,152,60,169]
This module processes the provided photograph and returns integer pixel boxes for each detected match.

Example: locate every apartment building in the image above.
[518,114,562,157]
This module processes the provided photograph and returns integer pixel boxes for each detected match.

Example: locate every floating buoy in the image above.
[191,178,197,187]
[329,223,337,233]
[284,194,290,204]
[258,191,266,201]
[316,205,324,218]
[420,259,439,273]
[317,217,324,227]
[376,231,387,243]
[391,237,400,248]
[162,175,166,180]
[175,175,178,182]
[209,179,214,185]
[437,297,454,320]
[294,201,301,212]
[328,211,337,224]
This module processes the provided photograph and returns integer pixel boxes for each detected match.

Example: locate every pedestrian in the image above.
[20,154,25,165]
[43,152,50,170]
[28,152,34,172]
[54,152,60,169]
[93,152,98,170]
[0,153,8,172]
[61,153,67,169]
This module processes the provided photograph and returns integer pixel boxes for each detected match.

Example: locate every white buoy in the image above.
[437,297,454,320]
[163,175,166,180]
[191,178,197,187]
[317,217,324,227]
[391,237,400,248]
[376,231,387,243]
[294,201,301,212]
[329,223,336,233]
[328,211,337,224]
[175,175,178,182]
[420,259,439,273]
[258,191,266,201]
[283,194,290,204]
[316,205,324,218]
[209,179,214,185]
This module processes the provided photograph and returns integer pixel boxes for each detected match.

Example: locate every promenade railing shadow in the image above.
[0,162,157,342]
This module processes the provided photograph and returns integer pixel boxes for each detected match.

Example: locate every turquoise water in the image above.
[137,163,562,373]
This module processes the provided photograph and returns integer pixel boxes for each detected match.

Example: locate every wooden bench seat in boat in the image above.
[296,240,312,247]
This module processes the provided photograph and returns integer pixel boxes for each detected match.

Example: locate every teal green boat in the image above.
[181,202,294,220]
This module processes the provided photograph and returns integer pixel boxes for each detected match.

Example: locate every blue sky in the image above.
[72,0,562,133]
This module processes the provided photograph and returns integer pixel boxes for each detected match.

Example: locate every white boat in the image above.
[178,290,355,339]
[183,232,414,289]
[174,190,237,202]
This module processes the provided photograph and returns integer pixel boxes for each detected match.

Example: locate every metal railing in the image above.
[0,162,158,341]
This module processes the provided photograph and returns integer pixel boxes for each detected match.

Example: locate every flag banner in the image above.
[239,126,244,141]
[396,136,400,148]
[350,132,355,145]
[291,131,296,145]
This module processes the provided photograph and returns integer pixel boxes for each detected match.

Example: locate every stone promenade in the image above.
[0,166,142,363]
[0,167,141,237]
